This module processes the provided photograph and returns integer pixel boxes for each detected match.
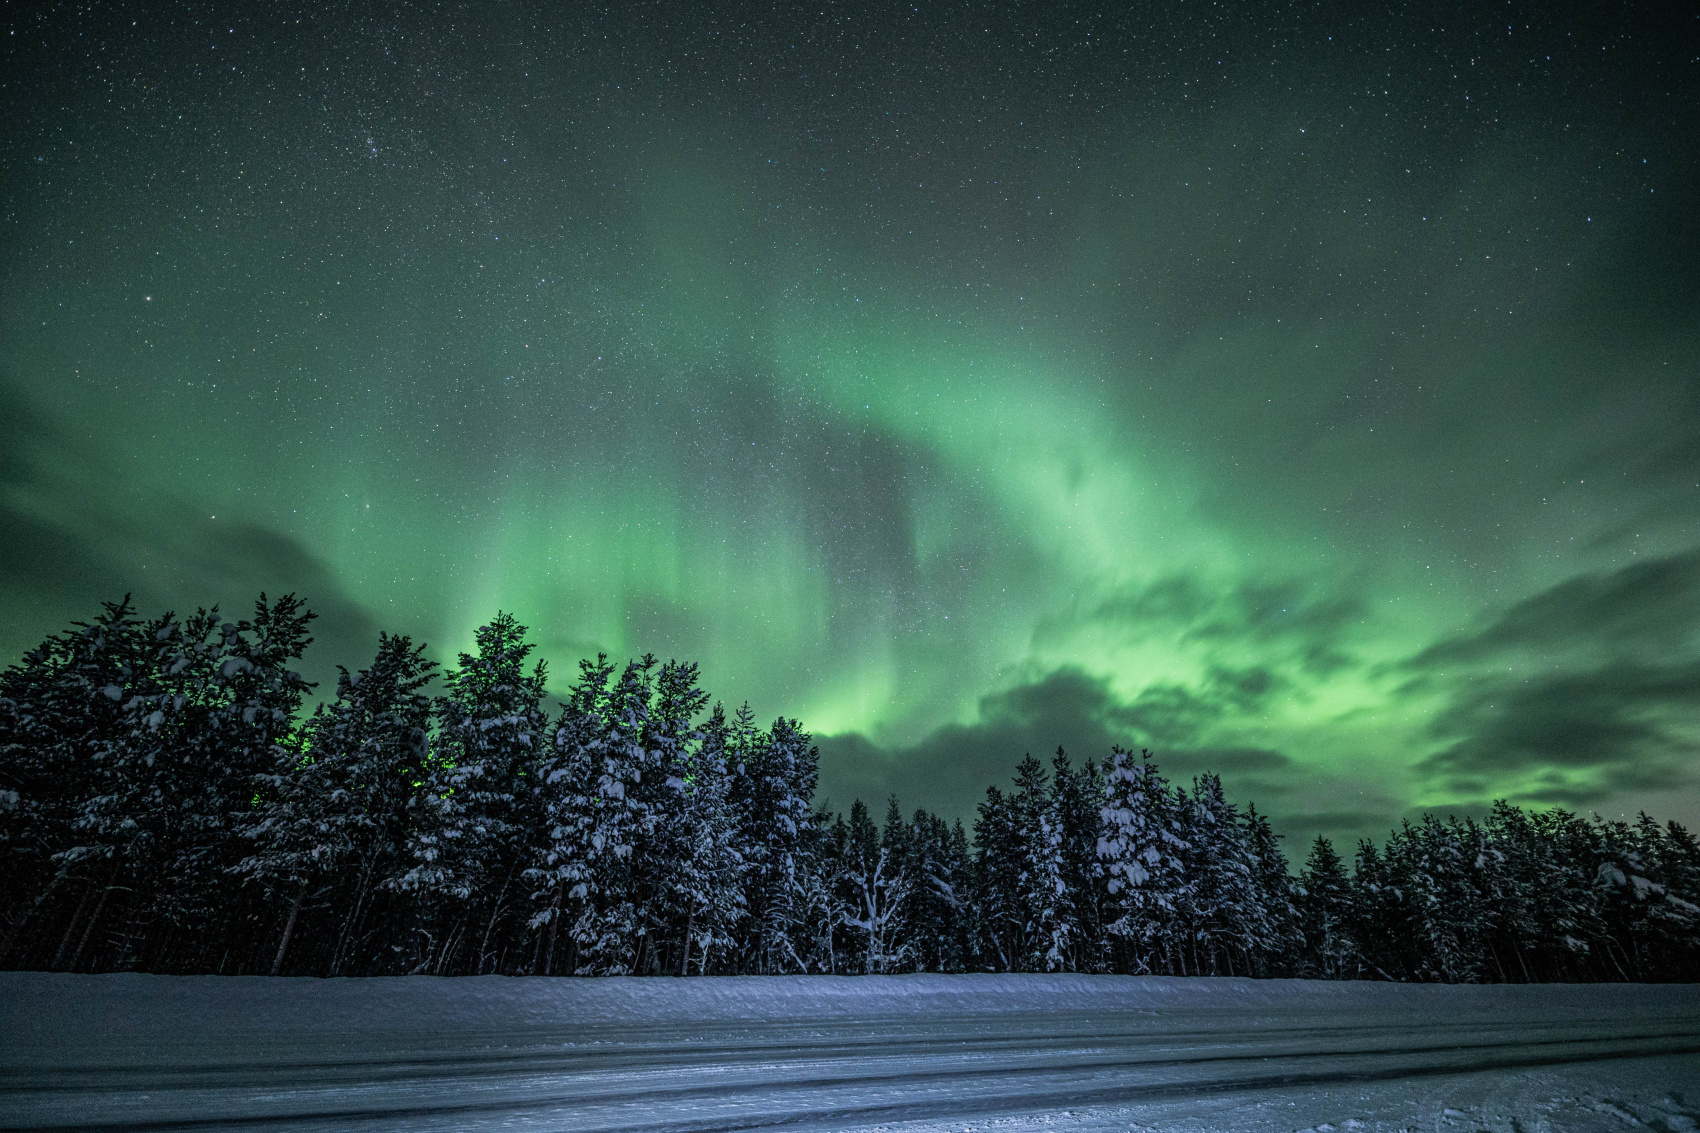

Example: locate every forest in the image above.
[2,595,1697,982]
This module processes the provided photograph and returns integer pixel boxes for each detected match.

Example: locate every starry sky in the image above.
[3,1,1697,845]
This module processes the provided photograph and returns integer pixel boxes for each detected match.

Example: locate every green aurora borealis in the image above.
[3,3,1698,843]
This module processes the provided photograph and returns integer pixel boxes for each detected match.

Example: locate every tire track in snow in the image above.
[8,1019,1700,1130]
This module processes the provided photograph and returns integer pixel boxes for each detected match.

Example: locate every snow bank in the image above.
[8,971,1699,1050]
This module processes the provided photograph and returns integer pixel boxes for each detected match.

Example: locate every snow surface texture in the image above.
[2,973,1698,1132]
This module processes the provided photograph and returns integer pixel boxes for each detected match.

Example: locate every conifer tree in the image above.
[406,613,547,975]
[1049,748,1104,971]
[1594,814,1696,981]
[971,784,1021,970]
[738,716,819,973]
[1097,747,1188,975]
[1297,836,1355,979]
[1243,804,1299,976]
[236,633,435,976]
[75,596,315,970]
[807,807,854,973]
[1183,773,1264,977]
[836,798,909,972]
[1007,756,1063,971]
[1392,815,1487,983]
[677,703,746,974]
[569,655,660,974]
[642,665,737,976]
[0,598,154,968]
[1475,802,1546,981]
[898,810,970,972]
[529,653,614,975]
[1537,806,1613,978]
[1349,839,1407,981]
[837,799,879,971]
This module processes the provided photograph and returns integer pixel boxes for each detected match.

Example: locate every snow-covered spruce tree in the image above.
[1395,814,1490,983]
[1455,814,1525,983]
[527,653,613,975]
[1471,802,1546,982]
[1296,836,1357,978]
[402,613,548,976]
[1535,806,1616,979]
[970,784,1021,970]
[81,596,315,973]
[879,798,917,966]
[876,798,918,969]
[832,801,875,972]
[1594,814,1700,981]
[972,748,1074,973]
[561,655,660,975]
[1049,749,1104,972]
[896,809,971,972]
[724,702,763,968]
[1243,804,1300,976]
[1347,838,1412,981]
[235,633,436,976]
[807,808,854,973]
[942,818,975,968]
[837,798,910,973]
[1181,773,1264,977]
[1662,820,1700,911]
[229,719,327,979]
[1025,800,1071,972]
[1482,802,1584,979]
[990,755,1073,973]
[1096,747,1189,975]
[0,598,156,970]
[732,714,819,973]
[1653,819,1700,979]
[672,701,747,975]
[640,664,742,976]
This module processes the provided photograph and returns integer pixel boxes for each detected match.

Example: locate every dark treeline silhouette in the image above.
[3,596,1698,980]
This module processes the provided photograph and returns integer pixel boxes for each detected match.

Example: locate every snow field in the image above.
[3,972,1698,1132]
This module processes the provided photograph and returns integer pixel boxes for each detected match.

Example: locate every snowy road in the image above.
[3,973,1698,1133]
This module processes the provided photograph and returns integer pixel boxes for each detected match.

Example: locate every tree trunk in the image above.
[330,856,376,977]
[439,915,467,975]
[271,882,307,976]
[52,881,94,971]
[544,892,562,976]
[477,876,511,975]
[680,898,697,977]
[70,880,114,973]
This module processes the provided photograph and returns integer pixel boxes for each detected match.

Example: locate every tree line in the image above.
[2,595,1697,981]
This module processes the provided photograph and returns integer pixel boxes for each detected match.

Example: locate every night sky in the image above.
[4,2,1697,845]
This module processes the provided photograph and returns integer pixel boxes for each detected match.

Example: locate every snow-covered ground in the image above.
[2,973,1697,1132]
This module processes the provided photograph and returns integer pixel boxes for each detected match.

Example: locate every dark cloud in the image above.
[816,667,1128,821]
[0,374,384,693]
[1417,550,1700,665]
[1096,665,1285,747]
[1410,550,1700,809]
[1420,659,1700,800]
[816,665,1293,827]
[1057,574,1365,677]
